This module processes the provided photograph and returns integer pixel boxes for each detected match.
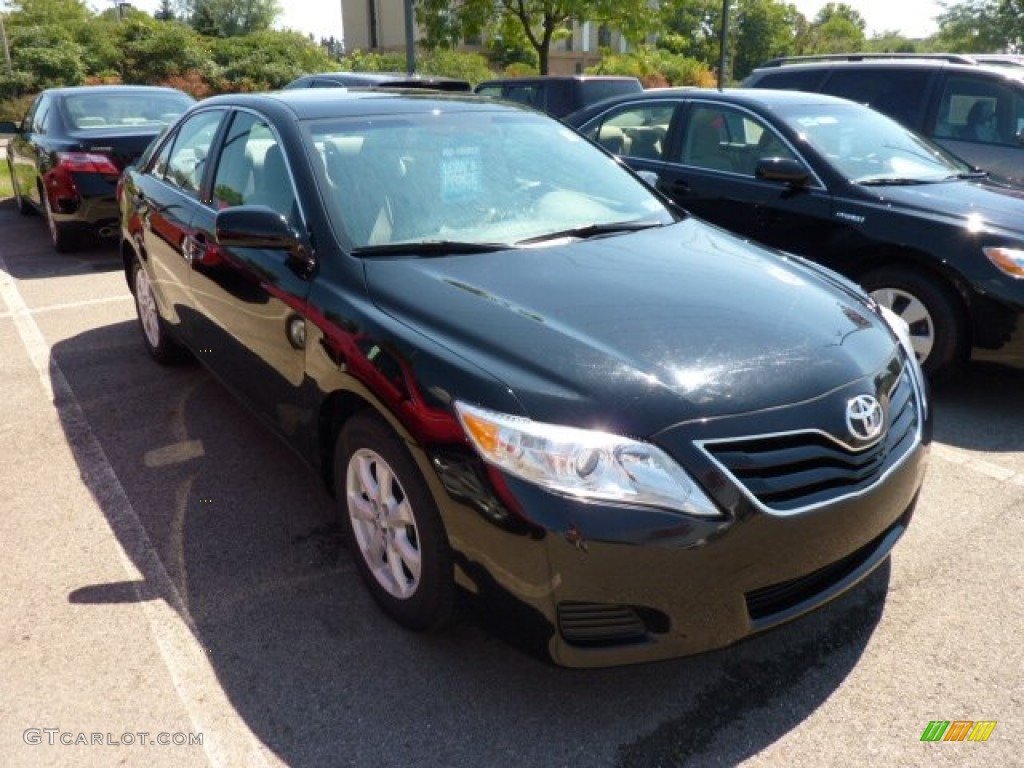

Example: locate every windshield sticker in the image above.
[440,145,482,202]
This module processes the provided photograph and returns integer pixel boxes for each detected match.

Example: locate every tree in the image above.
[931,0,1010,52]
[210,29,332,89]
[732,0,801,80]
[416,0,658,75]
[154,0,177,22]
[658,0,721,65]
[183,0,281,37]
[798,2,866,53]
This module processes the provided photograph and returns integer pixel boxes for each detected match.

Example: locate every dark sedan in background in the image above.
[2,85,193,252]
[118,89,928,667]
[567,88,1024,380]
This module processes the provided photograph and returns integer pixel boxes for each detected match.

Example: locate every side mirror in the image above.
[755,157,810,186]
[0,120,19,136]
[215,205,315,275]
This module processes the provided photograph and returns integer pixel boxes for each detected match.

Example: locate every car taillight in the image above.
[56,151,121,175]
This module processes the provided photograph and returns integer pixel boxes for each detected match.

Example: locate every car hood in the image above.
[363,220,898,436]
[864,179,1024,236]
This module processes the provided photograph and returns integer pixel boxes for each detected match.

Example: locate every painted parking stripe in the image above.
[932,443,1024,488]
[0,255,273,768]
[0,293,132,319]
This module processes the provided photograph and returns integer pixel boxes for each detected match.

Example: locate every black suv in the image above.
[566,87,1024,380]
[742,54,1024,187]
[474,75,642,118]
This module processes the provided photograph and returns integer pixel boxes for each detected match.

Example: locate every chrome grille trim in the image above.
[695,360,924,516]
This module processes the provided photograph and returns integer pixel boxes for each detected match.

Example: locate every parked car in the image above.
[566,87,1024,380]
[742,54,1024,187]
[1,85,194,252]
[474,75,642,118]
[118,89,928,667]
[284,71,472,92]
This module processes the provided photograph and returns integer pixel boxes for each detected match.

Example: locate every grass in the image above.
[0,155,13,199]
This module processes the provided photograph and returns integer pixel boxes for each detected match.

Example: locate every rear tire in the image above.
[335,411,455,631]
[861,266,968,381]
[43,190,79,253]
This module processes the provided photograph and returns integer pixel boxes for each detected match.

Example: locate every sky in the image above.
[789,0,944,39]
[99,1,943,44]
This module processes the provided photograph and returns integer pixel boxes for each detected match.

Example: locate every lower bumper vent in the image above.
[557,602,665,647]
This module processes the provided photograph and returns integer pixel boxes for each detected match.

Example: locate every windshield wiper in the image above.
[947,170,989,180]
[855,177,935,186]
[514,220,663,245]
[352,240,516,257]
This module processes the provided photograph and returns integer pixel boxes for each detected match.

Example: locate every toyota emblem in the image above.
[846,395,885,441]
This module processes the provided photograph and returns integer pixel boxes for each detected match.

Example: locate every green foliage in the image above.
[117,17,214,84]
[732,0,800,80]
[930,0,1007,52]
[336,50,408,73]
[187,0,281,38]
[657,0,720,63]
[210,29,333,90]
[796,2,866,54]
[591,46,715,87]
[863,32,918,53]
[418,49,494,84]
[415,0,659,74]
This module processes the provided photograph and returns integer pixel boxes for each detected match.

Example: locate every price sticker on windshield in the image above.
[440,144,482,202]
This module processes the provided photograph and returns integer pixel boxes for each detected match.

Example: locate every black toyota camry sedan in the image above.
[566,88,1024,381]
[118,90,929,667]
[2,85,194,252]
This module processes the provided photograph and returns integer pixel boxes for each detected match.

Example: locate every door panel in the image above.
[188,111,313,446]
[136,109,228,340]
[662,102,840,257]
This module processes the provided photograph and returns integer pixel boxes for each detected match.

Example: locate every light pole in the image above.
[718,0,730,89]
[403,0,416,75]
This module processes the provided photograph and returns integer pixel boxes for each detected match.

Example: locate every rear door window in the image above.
[579,103,676,161]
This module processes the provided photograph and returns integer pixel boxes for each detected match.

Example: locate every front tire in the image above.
[131,259,186,364]
[335,411,455,631]
[861,266,968,381]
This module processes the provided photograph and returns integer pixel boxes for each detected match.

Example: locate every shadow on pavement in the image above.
[51,320,890,768]
[0,199,121,279]
[931,360,1024,454]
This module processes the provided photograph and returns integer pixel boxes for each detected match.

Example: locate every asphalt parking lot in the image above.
[1,198,1021,767]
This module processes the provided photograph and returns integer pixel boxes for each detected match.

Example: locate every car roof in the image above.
[43,85,192,98]
[748,57,1024,82]
[477,75,640,85]
[196,89,535,120]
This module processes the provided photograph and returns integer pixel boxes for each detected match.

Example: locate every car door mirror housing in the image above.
[756,157,810,186]
[0,120,19,135]
[216,205,301,249]
[216,205,316,276]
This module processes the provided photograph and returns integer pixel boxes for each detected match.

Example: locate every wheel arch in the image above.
[317,389,376,496]
[848,245,974,326]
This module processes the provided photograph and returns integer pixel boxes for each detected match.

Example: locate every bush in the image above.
[590,47,716,87]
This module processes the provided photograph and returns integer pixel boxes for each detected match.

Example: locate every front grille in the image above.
[701,370,919,513]
[557,602,649,647]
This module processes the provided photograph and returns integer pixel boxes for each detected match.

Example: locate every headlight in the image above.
[454,402,719,517]
[878,304,925,384]
[983,246,1024,278]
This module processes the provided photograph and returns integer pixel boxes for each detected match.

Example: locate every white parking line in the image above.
[0,255,273,768]
[0,293,131,319]
[932,443,1024,488]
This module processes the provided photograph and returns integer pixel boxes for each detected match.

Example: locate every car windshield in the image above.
[63,91,193,130]
[306,110,674,251]
[775,102,972,183]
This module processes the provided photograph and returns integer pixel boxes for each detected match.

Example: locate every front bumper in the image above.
[429,357,930,668]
